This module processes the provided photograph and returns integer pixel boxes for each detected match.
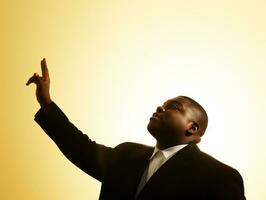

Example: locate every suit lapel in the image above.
[118,146,154,198]
[135,143,200,199]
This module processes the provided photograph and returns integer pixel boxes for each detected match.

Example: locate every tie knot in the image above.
[157,149,163,155]
[145,150,166,182]
[151,150,165,161]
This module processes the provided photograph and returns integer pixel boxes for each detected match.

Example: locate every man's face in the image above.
[147,96,191,144]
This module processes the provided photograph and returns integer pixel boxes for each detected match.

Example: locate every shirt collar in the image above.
[149,143,188,161]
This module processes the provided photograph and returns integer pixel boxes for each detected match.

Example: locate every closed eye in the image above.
[165,103,183,111]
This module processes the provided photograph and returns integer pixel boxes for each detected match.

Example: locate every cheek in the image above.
[163,113,186,130]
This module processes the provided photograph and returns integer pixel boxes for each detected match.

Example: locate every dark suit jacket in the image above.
[34,101,246,200]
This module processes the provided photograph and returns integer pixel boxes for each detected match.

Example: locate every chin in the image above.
[147,120,162,139]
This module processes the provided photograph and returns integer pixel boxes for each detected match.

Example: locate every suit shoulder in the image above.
[112,142,153,159]
[197,150,246,198]
[197,150,241,175]
[114,142,152,152]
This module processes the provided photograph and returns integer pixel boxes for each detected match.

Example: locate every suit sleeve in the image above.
[215,168,246,200]
[34,101,113,182]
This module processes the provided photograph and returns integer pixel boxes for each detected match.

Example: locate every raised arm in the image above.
[34,101,113,182]
[26,58,114,182]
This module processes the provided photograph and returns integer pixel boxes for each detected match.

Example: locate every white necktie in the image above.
[146,150,165,182]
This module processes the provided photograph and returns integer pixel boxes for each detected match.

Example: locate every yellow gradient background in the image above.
[1,0,265,199]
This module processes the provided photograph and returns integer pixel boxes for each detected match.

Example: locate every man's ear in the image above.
[187,121,199,134]
[185,121,199,136]
[185,121,201,143]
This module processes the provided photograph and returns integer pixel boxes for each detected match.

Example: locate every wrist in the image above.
[40,99,53,108]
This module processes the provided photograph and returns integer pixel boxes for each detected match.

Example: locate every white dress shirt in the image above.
[146,143,188,180]
[149,143,188,161]
[134,143,188,198]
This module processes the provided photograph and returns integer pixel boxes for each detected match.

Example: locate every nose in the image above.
[156,106,165,113]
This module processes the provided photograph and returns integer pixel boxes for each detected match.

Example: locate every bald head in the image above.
[178,96,208,137]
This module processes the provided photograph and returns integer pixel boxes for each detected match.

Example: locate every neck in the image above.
[156,140,187,150]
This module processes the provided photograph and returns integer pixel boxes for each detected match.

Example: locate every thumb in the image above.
[26,73,41,86]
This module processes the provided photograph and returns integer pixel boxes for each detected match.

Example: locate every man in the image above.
[26,58,246,199]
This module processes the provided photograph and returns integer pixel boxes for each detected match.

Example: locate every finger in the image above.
[26,73,40,85]
[41,58,49,81]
